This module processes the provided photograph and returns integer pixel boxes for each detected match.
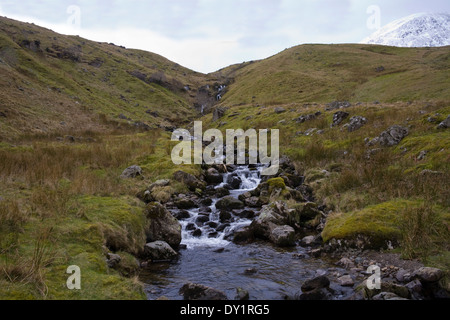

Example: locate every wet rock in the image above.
[226,175,242,189]
[145,202,182,248]
[192,229,202,237]
[232,226,254,244]
[235,288,250,300]
[215,187,230,198]
[173,210,191,220]
[378,125,409,147]
[205,168,223,184]
[270,225,296,247]
[144,241,178,261]
[300,235,318,246]
[301,276,331,292]
[219,210,233,223]
[120,165,142,179]
[216,196,244,210]
[245,268,258,275]
[180,282,228,300]
[175,198,197,210]
[332,111,350,127]
[186,223,196,231]
[200,198,213,206]
[337,275,355,287]
[297,288,334,300]
[234,209,255,219]
[206,221,219,229]
[195,215,210,226]
[208,232,219,238]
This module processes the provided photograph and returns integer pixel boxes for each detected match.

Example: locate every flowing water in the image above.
[140,165,342,300]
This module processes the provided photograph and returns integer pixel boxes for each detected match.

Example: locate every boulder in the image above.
[413,267,444,283]
[173,171,206,191]
[251,203,289,240]
[226,175,242,189]
[270,225,296,247]
[145,202,182,248]
[337,275,355,287]
[205,168,223,184]
[215,196,244,210]
[179,282,228,300]
[378,125,409,147]
[120,165,142,179]
[336,257,355,270]
[175,198,197,209]
[326,101,351,111]
[106,253,122,269]
[144,241,178,261]
[301,276,331,292]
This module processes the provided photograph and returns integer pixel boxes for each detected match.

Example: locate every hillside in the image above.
[213,44,450,107]
[0,16,227,140]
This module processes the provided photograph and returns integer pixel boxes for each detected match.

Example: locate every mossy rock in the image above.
[322,199,423,249]
[266,177,286,193]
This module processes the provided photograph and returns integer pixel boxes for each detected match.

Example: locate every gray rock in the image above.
[301,276,331,292]
[326,101,351,111]
[179,282,228,300]
[270,225,296,247]
[378,125,409,147]
[144,241,178,261]
[346,116,368,132]
[148,179,171,191]
[414,267,444,283]
[145,202,182,248]
[226,175,242,189]
[405,279,423,295]
[120,165,142,179]
[336,257,356,270]
[215,196,244,210]
[332,111,350,126]
[437,115,450,129]
[300,235,317,246]
[205,168,223,184]
[274,107,286,114]
[337,275,355,287]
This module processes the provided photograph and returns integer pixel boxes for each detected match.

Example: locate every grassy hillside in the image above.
[214,44,450,106]
[0,16,217,140]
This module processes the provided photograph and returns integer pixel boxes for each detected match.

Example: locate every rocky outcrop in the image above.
[120,165,142,179]
[368,125,409,147]
[145,202,182,248]
[144,241,178,261]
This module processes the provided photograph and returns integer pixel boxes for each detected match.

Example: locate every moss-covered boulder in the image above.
[322,200,419,249]
[145,202,182,248]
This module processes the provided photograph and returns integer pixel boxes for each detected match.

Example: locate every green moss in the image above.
[322,199,423,248]
[267,177,286,193]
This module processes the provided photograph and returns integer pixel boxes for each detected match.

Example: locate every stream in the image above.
[140,165,347,300]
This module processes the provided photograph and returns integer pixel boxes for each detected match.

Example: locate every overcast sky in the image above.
[0,0,448,73]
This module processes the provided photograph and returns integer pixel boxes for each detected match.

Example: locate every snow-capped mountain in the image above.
[361,13,450,47]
